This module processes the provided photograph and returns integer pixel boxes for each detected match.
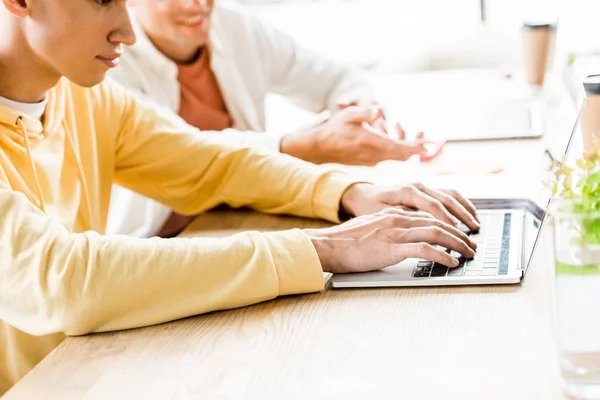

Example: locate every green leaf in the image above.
[552,155,600,246]
[561,165,574,175]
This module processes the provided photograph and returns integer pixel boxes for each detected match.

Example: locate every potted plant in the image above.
[549,149,600,399]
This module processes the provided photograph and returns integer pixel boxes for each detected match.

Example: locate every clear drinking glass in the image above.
[552,198,600,399]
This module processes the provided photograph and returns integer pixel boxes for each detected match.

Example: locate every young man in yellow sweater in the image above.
[0,0,479,394]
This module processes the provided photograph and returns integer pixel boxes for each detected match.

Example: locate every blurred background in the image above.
[235,0,597,73]
[231,0,599,134]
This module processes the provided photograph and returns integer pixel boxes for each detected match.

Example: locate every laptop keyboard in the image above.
[412,213,512,278]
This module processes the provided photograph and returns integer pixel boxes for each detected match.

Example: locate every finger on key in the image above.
[393,227,475,258]
[395,242,459,268]
[404,187,457,227]
[407,217,477,250]
[441,189,479,224]
[415,185,480,231]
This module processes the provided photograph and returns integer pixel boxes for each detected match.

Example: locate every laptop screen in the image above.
[522,105,583,276]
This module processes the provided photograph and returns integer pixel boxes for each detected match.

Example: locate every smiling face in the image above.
[1,0,137,88]
[132,0,215,63]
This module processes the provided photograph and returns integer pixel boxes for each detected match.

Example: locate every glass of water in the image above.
[552,198,600,399]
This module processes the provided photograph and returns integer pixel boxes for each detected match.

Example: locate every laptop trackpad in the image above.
[329,260,417,287]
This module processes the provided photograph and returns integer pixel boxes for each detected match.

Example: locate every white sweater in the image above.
[106,1,374,237]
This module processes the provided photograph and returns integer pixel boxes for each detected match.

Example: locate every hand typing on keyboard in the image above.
[413,213,510,278]
[340,182,481,232]
[305,207,477,274]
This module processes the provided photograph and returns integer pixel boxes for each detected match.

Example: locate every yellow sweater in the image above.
[0,78,357,395]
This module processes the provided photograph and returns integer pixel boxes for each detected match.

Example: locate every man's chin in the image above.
[70,71,107,88]
[174,30,209,48]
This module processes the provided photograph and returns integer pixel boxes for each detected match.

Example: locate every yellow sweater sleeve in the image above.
[111,81,356,222]
[0,183,323,336]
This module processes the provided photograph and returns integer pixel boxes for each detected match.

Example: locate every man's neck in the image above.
[0,23,60,103]
[145,32,205,65]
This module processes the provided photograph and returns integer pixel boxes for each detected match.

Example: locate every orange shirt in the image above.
[177,48,233,131]
[157,48,234,237]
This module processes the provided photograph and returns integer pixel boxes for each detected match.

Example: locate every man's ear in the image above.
[2,0,30,18]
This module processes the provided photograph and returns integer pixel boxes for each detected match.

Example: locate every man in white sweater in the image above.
[108,0,426,237]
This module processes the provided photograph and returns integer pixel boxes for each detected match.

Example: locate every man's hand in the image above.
[305,208,477,274]
[339,183,480,232]
[336,100,425,141]
[280,106,426,166]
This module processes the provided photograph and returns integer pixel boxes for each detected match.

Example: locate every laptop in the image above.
[423,100,544,142]
[330,108,579,289]
[387,99,545,142]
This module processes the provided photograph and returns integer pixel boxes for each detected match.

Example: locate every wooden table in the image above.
[3,69,578,399]
[3,209,565,399]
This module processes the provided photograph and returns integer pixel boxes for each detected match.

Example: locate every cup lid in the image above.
[522,21,557,29]
[583,74,600,95]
